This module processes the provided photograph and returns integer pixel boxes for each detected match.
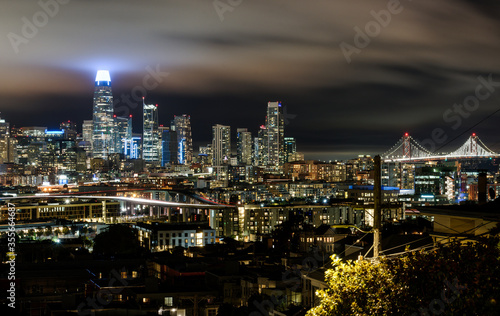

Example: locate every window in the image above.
[159,233,163,238]
[184,233,188,237]
[132,271,138,278]
[207,309,217,316]
[185,239,188,244]
[172,233,176,237]
[190,233,194,237]
[164,297,173,306]
[121,271,127,279]
[165,233,169,237]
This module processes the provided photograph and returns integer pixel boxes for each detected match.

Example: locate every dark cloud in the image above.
[1,0,500,160]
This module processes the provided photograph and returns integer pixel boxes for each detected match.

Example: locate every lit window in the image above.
[164,297,173,306]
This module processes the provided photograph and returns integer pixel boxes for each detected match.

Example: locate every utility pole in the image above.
[373,155,382,259]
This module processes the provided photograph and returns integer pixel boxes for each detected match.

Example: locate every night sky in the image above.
[1,0,500,160]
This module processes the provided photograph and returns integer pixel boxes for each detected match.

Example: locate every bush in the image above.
[307,237,500,316]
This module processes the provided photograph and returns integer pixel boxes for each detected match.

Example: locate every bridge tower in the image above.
[403,133,411,159]
[471,133,478,156]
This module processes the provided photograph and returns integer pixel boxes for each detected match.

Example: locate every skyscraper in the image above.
[212,124,231,166]
[265,101,285,168]
[236,128,252,165]
[173,115,193,165]
[92,70,115,159]
[142,100,160,162]
[284,137,296,162]
[0,115,16,163]
[160,125,178,167]
[114,115,132,155]
[254,125,267,166]
[81,120,93,153]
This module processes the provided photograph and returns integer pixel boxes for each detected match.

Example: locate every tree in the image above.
[44,226,52,237]
[93,224,145,258]
[307,237,500,316]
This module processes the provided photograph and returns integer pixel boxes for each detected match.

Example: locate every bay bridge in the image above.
[382,133,500,162]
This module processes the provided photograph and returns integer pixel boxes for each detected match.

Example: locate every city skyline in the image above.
[1,1,500,160]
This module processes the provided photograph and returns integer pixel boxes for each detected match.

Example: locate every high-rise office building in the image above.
[142,101,160,162]
[160,125,178,166]
[212,124,231,166]
[60,121,77,140]
[0,116,16,163]
[0,116,9,138]
[265,101,285,168]
[114,115,132,155]
[81,120,93,153]
[254,125,267,166]
[92,70,115,159]
[173,115,193,165]
[284,137,296,162]
[236,128,252,165]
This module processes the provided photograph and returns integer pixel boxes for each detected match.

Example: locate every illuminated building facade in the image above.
[92,70,115,159]
[81,120,93,153]
[114,115,132,155]
[254,125,267,166]
[284,137,296,162]
[142,102,160,162]
[124,137,141,159]
[173,115,193,165]
[59,120,77,140]
[265,101,285,168]
[236,128,252,165]
[160,126,178,166]
[212,124,231,166]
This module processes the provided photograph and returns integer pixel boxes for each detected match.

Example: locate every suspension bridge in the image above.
[382,133,500,162]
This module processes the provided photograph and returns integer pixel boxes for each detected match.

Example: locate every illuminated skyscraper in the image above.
[265,101,285,168]
[114,115,132,155]
[254,125,267,166]
[160,125,178,166]
[237,128,252,165]
[0,115,16,163]
[212,124,231,166]
[92,70,115,159]
[284,137,296,162]
[142,100,160,162]
[82,120,93,153]
[173,115,193,165]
